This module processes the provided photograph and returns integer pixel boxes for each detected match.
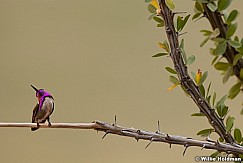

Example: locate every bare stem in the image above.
[1,121,243,155]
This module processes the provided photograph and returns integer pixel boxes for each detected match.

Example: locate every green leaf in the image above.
[198,71,208,85]
[206,82,211,98]
[233,54,242,66]
[206,82,211,96]
[222,105,229,118]
[217,105,228,118]
[152,53,168,57]
[200,29,212,36]
[213,28,220,37]
[179,39,184,49]
[145,0,152,3]
[191,71,196,81]
[199,85,205,97]
[197,128,214,137]
[195,2,203,12]
[176,16,182,32]
[191,112,205,116]
[169,76,179,84]
[234,128,242,144]
[153,16,163,24]
[187,55,195,65]
[218,0,233,11]
[165,67,177,74]
[226,23,237,39]
[234,36,239,42]
[216,94,228,107]
[206,95,211,104]
[228,81,242,99]
[192,13,202,21]
[200,37,210,47]
[211,56,219,65]
[214,40,227,55]
[157,23,164,27]
[223,10,229,21]
[226,10,239,24]
[226,116,235,132]
[227,40,242,48]
[240,108,243,115]
[196,0,209,3]
[148,13,156,20]
[214,62,230,71]
[223,67,233,84]
[212,91,216,107]
[181,48,187,64]
[211,151,220,158]
[213,37,225,43]
[200,29,213,36]
[165,0,175,10]
[217,105,223,117]
[158,41,170,52]
[177,15,190,32]
[218,137,224,142]
[207,3,217,12]
[240,69,243,80]
[148,4,157,13]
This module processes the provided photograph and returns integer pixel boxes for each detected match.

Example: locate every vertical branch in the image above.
[202,3,243,81]
[158,0,236,145]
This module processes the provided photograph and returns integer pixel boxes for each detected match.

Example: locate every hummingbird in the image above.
[31,85,54,131]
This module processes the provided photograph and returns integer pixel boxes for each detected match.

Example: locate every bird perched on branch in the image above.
[31,85,54,131]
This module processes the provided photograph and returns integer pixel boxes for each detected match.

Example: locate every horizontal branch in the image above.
[1,121,243,155]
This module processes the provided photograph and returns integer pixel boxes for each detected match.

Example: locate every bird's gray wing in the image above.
[32,103,39,123]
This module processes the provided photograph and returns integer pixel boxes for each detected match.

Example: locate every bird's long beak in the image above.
[31,85,39,92]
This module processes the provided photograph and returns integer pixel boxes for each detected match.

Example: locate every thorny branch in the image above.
[157,0,237,145]
[1,121,243,155]
[202,3,243,81]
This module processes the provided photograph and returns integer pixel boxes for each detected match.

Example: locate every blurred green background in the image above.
[0,0,243,162]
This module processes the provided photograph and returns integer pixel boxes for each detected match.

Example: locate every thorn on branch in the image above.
[169,143,172,148]
[201,144,206,150]
[211,120,215,125]
[178,32,188,37]
[155,121,161,134]
[135,137,139,142]
[173,11,187,15]
[145,138,154,149]
[206,137,217,144]
[102,131,110,139]
[216,140,219,146]
[198,98,203,104]
[113,115,117,126]
[166,134,170,139]
[183,145,189,156]
[210,108,215,113]
[166,27,172,34]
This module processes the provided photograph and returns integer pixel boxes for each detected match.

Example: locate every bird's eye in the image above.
[37,90,44,96]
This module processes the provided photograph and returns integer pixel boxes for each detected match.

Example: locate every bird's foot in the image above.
[48,121,52,127]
